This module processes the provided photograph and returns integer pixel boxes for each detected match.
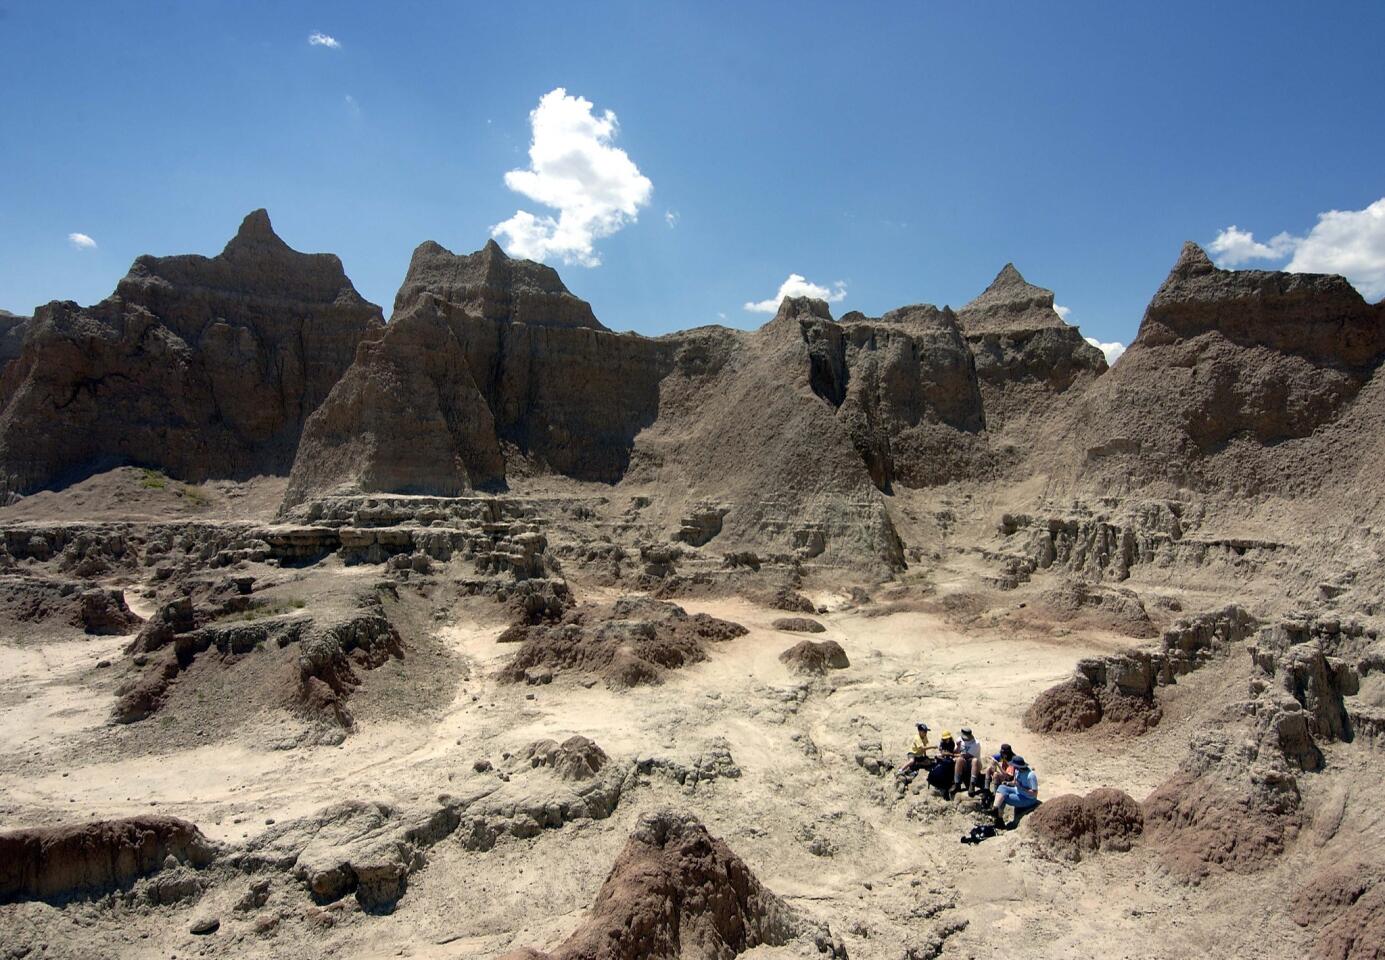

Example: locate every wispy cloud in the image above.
[492,87,652,267]
[344,94,360,117]
[1053,304,1071,321]
[68,232,96,250]
[1208,198,1385,301]
[743,273,847,314]
[665,210,679,229]
[308,32,340,49]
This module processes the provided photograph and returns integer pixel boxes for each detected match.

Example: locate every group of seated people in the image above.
[896,722,1039,827]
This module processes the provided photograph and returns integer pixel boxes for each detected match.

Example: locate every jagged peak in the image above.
[771,296,834,324]
[222,208,290,255]
[393,238,603,329]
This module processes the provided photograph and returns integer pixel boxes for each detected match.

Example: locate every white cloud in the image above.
[743,274,848,314]
[1286,199,1385,301]
[1085,336,1126,366]
[1053,304,1071,321]
[308,32,340,48]
[491,87,652,267]
[665,210,679,229]
[344,94,360,117]
[68,232,96,250]
[1208,198,1385,301]
[1207,225,1296,265]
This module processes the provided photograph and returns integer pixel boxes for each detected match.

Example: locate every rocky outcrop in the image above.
[811,299,990,489]
[0,574,141,634]
[0,210,383,493]
[0,817,217,904]
[286,240,670,506]
[1026,606,1256,733]
[956,263,1107,433]
[1037,243,1385,497]
[499,597,747,688]
[1027,788,1144,862]
[238,748,633,913]
[498,809,844,960]
[114,591,403,729]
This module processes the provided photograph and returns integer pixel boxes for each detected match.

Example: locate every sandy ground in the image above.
[2,564,1317,960]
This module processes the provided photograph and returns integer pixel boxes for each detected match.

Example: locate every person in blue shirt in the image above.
[991,756,1039,827]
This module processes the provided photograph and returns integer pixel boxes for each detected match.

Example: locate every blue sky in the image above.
[3,1,1383,353]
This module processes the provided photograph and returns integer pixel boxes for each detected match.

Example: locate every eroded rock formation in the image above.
[498,809,844,960]
[0,211,383,493]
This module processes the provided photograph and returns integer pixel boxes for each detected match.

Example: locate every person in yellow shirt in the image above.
[896,722,932,782]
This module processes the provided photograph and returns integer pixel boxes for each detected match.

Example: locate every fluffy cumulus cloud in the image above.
[491,88,653,267]
[67,232,96,250]
[1085,337,1127,366]
[1208,198,1385,301]
[308,32,340,48]
[743,274,847,314]
[1207,225,1296,265]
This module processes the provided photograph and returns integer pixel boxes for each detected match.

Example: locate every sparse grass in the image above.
[138,468,167,490]
[179,484,212,508]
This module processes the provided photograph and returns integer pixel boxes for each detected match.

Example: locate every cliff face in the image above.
[0,211,383,492]
[1036,243,1385,497]
[956,263,1107,434]
[285,241,672,506]
[809,301,989,489]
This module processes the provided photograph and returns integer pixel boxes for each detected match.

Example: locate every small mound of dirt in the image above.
[779,639,850,675]
[498,809,844,960]
[772,617,825,633]
[1028,787,1143,862]
[523,736,609,781]
[0,817,216,905]
[1023,675,1102,732]
[499,597,747,688]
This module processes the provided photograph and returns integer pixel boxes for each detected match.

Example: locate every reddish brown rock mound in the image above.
[1143,763,1302,881]
[779,639,850,675]
[499,597,747,688]
[1291,859,1385,960]
[498,809,842,960]
[0,816,216,904]
[1027,787,1143,862]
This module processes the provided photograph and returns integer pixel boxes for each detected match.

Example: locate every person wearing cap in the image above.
[982,743,1016,802]
[992,756,1040,827]
[954,727,982,797]
[928,731,959,796]
[896,722,933,782]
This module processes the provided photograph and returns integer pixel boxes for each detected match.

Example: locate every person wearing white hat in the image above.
[954,727,982,797]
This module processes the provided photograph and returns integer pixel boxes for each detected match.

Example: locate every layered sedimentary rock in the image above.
[814,299,990,488]
[956,263,1107,434]
[0,211,382,493]
[286,240,669,505]
[1037,243,1385,497]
